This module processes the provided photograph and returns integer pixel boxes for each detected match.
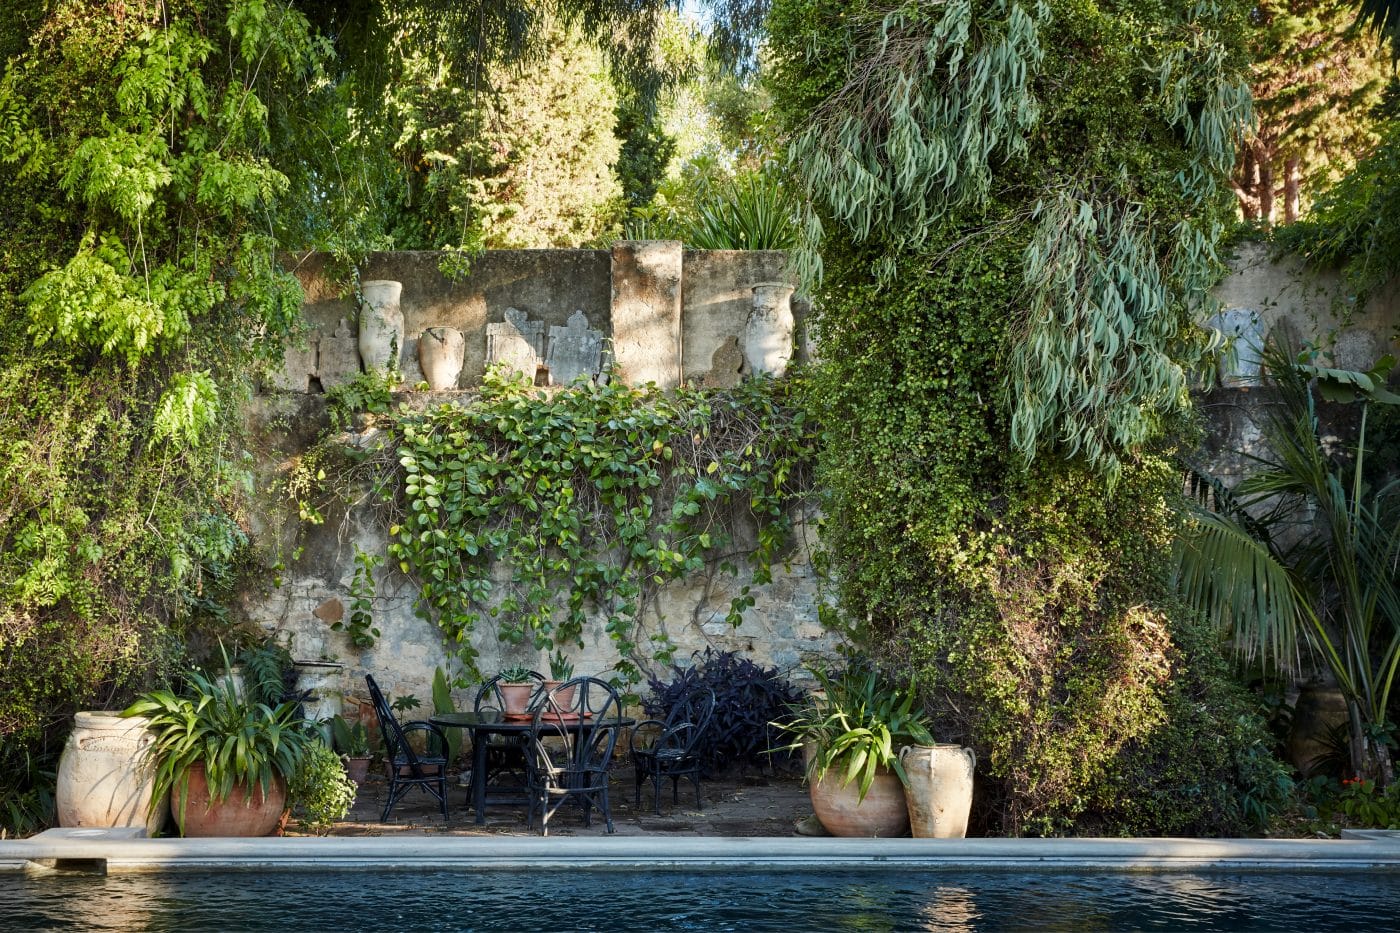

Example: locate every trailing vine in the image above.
[297,368,816,683]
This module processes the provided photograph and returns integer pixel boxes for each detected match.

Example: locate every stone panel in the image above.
[611,241,683,388]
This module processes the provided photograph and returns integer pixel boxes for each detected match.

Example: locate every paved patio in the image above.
[327,765,813,838]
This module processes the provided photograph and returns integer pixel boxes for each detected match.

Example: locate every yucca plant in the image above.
[123,668,315,827]
[774,664,934,801]
[1174,346,1400,787]
[683,170,802,251]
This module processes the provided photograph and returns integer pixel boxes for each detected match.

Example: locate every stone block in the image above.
[611,241,682,388]
[319,318,361,389]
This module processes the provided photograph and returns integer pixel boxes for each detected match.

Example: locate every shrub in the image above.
[288,741,358,834]
[643,648,805,774]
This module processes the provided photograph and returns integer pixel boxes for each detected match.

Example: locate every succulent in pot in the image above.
[496,664,538,717]
[543,650,577,705]
[331,714,373,784]
[774,664,934,837]
[123,667,316,837]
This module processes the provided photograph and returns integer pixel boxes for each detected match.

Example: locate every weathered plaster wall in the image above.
[246,246,826,710]
[1201,240,1399,483]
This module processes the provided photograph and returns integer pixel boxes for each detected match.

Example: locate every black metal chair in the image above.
[473,670,545,788]
[524,677,623,835]
[629,685,715,813]
[365,674,451,821]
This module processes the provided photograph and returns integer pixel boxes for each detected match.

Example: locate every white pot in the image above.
[744,282,796,377]
[899,744,975,838]
[56,712,164,835]
[358,280,404,373]
[418,326,466,390]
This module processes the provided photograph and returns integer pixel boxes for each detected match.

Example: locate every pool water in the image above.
[4,868,1399,931]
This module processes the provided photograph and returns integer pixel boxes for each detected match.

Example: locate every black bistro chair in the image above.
[629,685,715,813]
[473,670,545,787]
[366,674,451,821]
[524,677,623,835]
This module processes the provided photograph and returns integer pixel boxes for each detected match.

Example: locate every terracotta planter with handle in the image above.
[171,764,287,837]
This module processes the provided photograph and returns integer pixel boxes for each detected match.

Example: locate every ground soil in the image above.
[324,763,813,838]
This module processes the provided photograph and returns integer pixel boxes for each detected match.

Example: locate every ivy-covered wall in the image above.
[243,248,830,706]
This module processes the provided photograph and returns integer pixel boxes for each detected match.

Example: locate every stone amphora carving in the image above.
[358,279,404,373]
[56,711,165,835]
[745,282,796,377]
[419,326,466,390]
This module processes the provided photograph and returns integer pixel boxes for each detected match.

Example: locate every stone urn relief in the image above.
[744,281,796,377]
[358,279,404,373]
[419,326,466,390]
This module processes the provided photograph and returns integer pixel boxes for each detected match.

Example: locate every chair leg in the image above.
[634,765,642,808]
[602,786,614,834]
[693,774,703,810]
[672,775,680,804]
[651,772,662,815]
[439,776,448,820]
[382,781,403,822]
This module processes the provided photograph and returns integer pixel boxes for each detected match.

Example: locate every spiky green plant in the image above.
[123,668,315,831]
[1174,348,1400,786]
[774,665,934,801]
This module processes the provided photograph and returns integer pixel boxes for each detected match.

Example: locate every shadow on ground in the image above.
[325,766,811,838]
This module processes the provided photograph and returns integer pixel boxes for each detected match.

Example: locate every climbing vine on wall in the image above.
[299,369,816,682]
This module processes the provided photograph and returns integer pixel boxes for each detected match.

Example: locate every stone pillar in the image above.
[610,240,682,388]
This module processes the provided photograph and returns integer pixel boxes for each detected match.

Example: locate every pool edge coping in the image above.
[5,831,1400,873]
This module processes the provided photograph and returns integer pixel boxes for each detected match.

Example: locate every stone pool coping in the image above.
[4,828,1400,874]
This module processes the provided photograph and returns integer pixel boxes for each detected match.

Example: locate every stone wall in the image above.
[244,240,1398,712]
[1200,240,1399,484]
[245,246,829,710]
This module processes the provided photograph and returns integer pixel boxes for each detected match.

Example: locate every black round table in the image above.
[430,710,635,824]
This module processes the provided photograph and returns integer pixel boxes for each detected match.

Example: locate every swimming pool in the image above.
[6,867,1400,931]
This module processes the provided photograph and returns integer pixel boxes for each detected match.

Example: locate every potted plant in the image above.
[497,664,538,717]
[543,650,576,705]
[123,667,316,837]
[287,740,359,834]
[330,714,373,784]
[774,664,934,837]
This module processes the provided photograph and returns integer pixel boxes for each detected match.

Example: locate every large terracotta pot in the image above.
[900,744,975,838]
[171,764,288,837]
[358,279,404,373]
[56,712,165,835]
[809,765,910,837]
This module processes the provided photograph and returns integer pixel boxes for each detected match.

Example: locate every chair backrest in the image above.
[473,670,545,713]
[365,674,425,771]
[662,685,716,755]
[530,677,622,773]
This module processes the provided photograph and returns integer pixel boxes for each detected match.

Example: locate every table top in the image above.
[429,711,635,733]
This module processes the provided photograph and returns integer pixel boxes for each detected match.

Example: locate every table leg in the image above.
[473,730,489,825]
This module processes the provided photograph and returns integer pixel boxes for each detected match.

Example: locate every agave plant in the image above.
[1174,347,1400,786]
[123,667,315,822]
[774,664,934,801]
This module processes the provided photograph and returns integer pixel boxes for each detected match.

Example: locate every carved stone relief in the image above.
[319,318,362,389]
[546,310,604,385]
[486,306,547,378]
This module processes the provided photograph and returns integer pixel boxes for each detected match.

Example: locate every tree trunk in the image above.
[1237,146,1260,220]
[1284,155,1300,224]
[1258,149,1275,227]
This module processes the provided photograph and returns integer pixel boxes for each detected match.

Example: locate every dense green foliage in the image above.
[0,0,316,786]
[299,371,816,683]
[769,0,1289,834]
[1235,0,1390,224]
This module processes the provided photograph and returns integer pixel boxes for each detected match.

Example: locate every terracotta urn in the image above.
[358,279,404,373]
[56,712,165,835]
[343,755,372,785]
[419,326,466,390]
[744,281,796,377]
[171,764,288,837]
[809,765,910,837]
[900,744,975,838]
[499,682,536,717]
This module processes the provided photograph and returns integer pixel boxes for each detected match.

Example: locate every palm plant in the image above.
[123,668,316,825]
[1174,347,1400,786]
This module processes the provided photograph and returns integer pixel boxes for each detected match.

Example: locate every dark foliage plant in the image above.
[644,648,805,774]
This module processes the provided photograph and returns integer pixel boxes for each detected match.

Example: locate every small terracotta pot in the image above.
[499,682,535,716]
[809,766,909,838]
[343,756,372,785]
[542,681,578,710]
[171,764,288,837]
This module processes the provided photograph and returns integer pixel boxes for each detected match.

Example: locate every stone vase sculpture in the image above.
[56,711,164,835]
[419,326,466,390]
[745,281,797,377]
[358,279,404,373]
